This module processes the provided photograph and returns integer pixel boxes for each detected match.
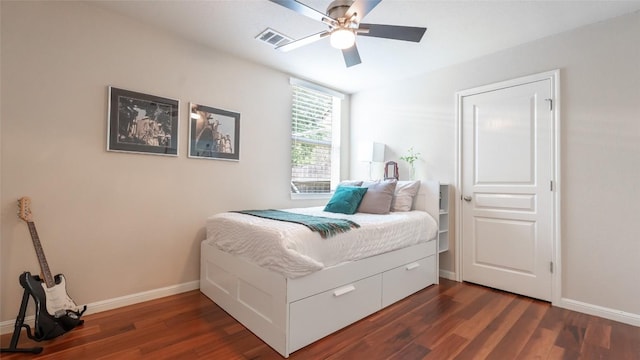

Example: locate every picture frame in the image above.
[188,103,240,161]
[107,87,179,156]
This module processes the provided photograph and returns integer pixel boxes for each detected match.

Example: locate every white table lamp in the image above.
[358,142,385,179]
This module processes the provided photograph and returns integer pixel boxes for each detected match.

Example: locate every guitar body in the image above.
[19,272,84,341]
[41,273,83,317]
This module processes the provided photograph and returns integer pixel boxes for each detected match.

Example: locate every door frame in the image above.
[454,70,561,305]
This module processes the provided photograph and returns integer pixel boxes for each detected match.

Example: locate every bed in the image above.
[200,180,440,358]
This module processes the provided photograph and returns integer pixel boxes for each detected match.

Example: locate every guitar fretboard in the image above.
[27,221,55,288]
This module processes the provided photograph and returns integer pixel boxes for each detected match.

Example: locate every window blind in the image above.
[290,84,334,194]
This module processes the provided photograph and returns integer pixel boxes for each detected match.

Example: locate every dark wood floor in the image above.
[2,279,638,359]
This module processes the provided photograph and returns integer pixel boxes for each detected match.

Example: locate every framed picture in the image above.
[188,103,240,161]
[107,87,179,156]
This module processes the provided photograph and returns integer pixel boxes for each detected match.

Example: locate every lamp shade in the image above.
[358,142,385,162]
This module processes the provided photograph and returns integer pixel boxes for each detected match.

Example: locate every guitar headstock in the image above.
[18,197,33,223]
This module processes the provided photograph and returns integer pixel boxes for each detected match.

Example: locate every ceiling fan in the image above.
[268,0,427,67]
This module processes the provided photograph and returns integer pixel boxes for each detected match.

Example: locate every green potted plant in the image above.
[400,147,421,180]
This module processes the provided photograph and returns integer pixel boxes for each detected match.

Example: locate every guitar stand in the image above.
[1,287,43,354]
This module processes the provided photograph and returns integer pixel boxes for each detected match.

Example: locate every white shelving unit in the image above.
[438,184,450,253]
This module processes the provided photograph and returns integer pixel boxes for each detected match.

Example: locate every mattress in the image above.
[205,207,437,278]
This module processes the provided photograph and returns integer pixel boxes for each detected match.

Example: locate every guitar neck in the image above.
[27,221,56,288]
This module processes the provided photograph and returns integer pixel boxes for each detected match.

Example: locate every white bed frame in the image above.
[200,180,440,358]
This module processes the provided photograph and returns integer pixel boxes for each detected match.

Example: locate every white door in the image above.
[460,77,554,301]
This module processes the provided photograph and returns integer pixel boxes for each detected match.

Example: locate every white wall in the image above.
[0,1,349,323]
[350,11,640,320]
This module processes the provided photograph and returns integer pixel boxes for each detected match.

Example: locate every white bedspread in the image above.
[205,207,437,278]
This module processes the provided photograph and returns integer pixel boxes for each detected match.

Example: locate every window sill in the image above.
[290,193,332,201]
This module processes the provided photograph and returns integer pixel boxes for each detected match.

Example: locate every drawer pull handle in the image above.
[333,285,356,297]
[406,262,420,271]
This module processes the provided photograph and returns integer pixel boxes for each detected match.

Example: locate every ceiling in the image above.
[90,0,640,94]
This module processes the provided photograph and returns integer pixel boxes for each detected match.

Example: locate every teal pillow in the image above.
[324,186,368,214]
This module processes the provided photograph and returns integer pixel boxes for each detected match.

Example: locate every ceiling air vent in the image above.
[255,28,292,47]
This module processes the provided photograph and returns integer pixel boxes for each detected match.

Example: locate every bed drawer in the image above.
[381,255,436,308]
[289,274,382,352]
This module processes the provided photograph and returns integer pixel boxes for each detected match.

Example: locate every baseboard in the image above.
[557,297,640,327]
[1,280,200,335]
[5,279,637,334]
[439,269,456,281]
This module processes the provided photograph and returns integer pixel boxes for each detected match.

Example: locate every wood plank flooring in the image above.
[2,279,639,359]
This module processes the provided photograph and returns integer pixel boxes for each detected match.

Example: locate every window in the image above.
[290,78,344,197]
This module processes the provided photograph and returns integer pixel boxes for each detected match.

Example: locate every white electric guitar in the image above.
[18,197,84,318]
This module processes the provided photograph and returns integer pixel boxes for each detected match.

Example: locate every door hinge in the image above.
[545,98,553,111]
[550,261,554,273]
[550,180,554,191]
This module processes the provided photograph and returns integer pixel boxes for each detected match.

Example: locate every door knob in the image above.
[463,196,472,202]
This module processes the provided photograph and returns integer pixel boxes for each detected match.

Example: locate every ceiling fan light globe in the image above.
[330,29,355,49]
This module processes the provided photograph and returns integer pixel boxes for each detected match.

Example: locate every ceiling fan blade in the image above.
[359,23,427,42]
[268,0,337,27]
[345,0,382,22]
[276,31,330,52]
[342,45,362,67]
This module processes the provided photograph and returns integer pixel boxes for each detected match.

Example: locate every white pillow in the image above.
[339,180,363,187]
[391,181,420,211]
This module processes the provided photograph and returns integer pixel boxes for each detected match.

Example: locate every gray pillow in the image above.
[391,181,421,212]
[357,179,397,214]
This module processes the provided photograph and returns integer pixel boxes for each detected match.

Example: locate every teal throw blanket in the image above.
[234,209,360,239]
